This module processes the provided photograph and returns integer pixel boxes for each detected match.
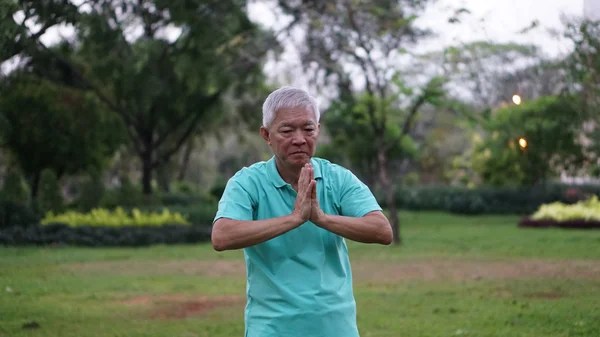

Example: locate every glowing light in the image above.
[512,95,522,105]
[518,137,528,149]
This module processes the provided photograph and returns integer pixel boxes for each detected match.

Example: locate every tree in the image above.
[276,0,446,244]
[564,19,600,176]
[37,169,65,215]
[470,96,585,186]
[0,72,125,198]
[6,0,278,195]
[420,41,559,108]
[1,0,81,62]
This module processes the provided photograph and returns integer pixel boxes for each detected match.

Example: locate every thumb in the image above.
[310,180,317,200]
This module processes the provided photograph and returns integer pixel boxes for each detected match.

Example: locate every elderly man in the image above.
[211,86,393,337]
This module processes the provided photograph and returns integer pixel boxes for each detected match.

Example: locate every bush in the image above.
[0,200,40,229]
[41,207,190,227]
[132,203,218,227]
[76,173,105,212]
[1,170,29,204]
[37,169,65,215]
[0,223,211,247]
[530,196,600,222]
[519,195,600,230]
[378,183,600,215]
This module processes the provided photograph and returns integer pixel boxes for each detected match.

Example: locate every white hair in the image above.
[262,86,320,128]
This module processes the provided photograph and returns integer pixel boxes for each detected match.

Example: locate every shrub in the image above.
[76,173,105,212]
[519,196,600,229]
[530,196,600,222]
[0,223,211,247]
[1,170,29,204]
[0,200,40,229]
[377,183,600,215]
[132,203,218,227]
[37,169,65,215]
[40,207,190,227]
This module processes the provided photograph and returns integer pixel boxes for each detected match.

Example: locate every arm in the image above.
[212,215,304,251]
[211,164,315,251]
[309,165,393,245]
[313,210,393,245]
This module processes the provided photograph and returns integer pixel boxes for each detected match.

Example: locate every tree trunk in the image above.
[177,137,195,181]
[157,164,171,193]
[141,152,153,195]
[29,172,41,201]
[377,149,401,244]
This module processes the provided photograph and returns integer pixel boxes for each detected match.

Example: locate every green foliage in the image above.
[134,203,218,228]
[209,178,227,201]
[320,91,426,179]
[76,173,106,212]
[115,177,143,207]
[378,183,600,215]
[564,19,600,176]
[4,0,277,195]
[0,170,29,204]
[531,196,600,221]
[1,0,80,62]
[423,41,550,107]
[0,73,125,196]
[41,207,189,227]
[0,223,210,247]
[0,200,39,229]
[37,169,65,215]
[470,96,585,186]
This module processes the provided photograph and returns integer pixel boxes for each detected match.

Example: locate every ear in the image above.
[260,126,271,145]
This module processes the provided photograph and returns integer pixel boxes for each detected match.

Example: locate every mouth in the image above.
[290,151,307,156]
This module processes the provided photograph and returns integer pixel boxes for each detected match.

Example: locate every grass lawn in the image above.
[2,211,600,337]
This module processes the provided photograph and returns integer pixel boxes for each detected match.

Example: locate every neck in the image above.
[275,158,303,185]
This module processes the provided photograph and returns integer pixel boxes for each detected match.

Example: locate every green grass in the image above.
[2,211,600,337]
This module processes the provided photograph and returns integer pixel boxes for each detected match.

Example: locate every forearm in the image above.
[211,214,303,251]
[316,212,393,245]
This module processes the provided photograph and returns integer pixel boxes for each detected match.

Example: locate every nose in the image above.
[291,131,306,145]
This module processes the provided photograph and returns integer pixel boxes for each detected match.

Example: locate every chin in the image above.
[287,154,311,166]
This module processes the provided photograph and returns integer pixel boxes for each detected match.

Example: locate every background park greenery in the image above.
[1,1,600,336]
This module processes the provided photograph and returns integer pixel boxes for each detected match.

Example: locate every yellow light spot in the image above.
[519,137,527,149]
[512,95,522,105]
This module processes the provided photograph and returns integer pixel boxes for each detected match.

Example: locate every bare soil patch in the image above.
[66,260,246,277]
[121,294,245,319]
[351,259,600,284]
[524,291,564,300]
[68,258,600,283]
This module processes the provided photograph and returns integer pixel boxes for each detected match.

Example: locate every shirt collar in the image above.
[267,156,322,188]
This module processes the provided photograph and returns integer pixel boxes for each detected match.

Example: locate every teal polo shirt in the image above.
[213,156,382,337]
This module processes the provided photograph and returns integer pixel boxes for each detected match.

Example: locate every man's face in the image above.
[260,107,320,168]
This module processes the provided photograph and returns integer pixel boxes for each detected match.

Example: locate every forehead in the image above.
[272,107,317,126]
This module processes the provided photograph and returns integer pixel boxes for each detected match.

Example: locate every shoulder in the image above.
[311,157,355,184]
[224,160,270,193]
[229,160,269,181]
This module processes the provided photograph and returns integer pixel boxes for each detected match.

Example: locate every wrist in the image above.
[288,212,306,227]
[313,212,330,228]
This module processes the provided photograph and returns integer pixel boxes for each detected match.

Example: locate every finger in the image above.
[311,180,317,200]
[299,166,307,186]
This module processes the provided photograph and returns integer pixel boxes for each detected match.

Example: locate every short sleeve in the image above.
[213,174,255,224]
[338,169,382,218]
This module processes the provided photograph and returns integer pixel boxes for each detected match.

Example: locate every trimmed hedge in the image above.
[0,223,212,247]
[378,183,600,215]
